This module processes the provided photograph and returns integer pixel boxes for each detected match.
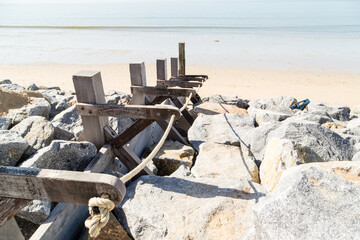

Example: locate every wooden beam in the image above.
[30,144,118,240]
[129,62,147,105]
[171,57,179,78]
[183,74,208,79]
[0,166,125,206]
[170,76,206,82]
[156,59,167,80]
[0,198,31,227]
[179,42,185,76]
[73,71,108,150]
[112,146,153,176]
[157,79,202,88]
[76,103,181,120]
[171,97,194,125]
[110,119,155,149]
[131,86,196,97]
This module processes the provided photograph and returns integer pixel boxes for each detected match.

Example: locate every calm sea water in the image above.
[0,0,359,71]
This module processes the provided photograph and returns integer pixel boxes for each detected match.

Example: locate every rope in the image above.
[120,113,176,183]
[179,92,192,112]
[85,193,115,238]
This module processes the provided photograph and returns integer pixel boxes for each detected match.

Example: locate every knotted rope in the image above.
[85,113,176,238]
[85,193,115,238]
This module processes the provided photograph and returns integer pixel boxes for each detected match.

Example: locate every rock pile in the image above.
[1,78,359,240]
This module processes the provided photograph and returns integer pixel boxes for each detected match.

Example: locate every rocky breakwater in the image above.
[116,94,360,240]
[1,79,360,240]
[0,80,126,239]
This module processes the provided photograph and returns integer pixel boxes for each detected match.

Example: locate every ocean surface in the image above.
[0,0,360,72]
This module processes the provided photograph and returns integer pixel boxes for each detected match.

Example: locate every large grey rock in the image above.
[287,111,332,125]
[39,89,75,118]
[0,117,12,130]
[20,140,97,171]
[260,138,323,192]
[247,108,291,126]
[0,79,12,84]
[192,142,259,183]
[248,96,297,114]
[26,83,39,91]
[17,200,51,225]
[266,120,354,162]
[253,163,360,240]
[143,140,195,176]
[307,101,351,121]
[188,113,256,151]
[0,130,28,166]
[11,116,55,157]
[0,83,26,90]
[7,98,51,125]
[105,90,131,105]
[51,106,82,140]
[241,122,281,162]
[117,175,267,240]
[202,94,248,108]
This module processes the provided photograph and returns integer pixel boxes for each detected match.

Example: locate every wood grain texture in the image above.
[0,198,31,227]
[129,62,147,105]
[76,103,181,120]
[179,42,185,76]
[131,86,196,97]
[0,166,126,205]
[156,59,167,80]
[170,76,207,82]
[170,57,179,78]
[110,119,155,149]
[157,80,202,88]
[73,71,108,149]
[171,97,194,125]
[30,145,119,240]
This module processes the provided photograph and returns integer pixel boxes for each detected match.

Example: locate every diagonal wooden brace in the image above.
[0,166,126,206]
[169,76,207,82]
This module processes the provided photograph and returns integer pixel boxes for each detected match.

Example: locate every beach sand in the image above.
[0,63,359,107]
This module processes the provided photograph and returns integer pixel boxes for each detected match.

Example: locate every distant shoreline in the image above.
[1,63,359,107]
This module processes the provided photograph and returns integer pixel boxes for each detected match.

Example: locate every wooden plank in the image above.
[110,119,155,149]
[129,62,147,105]
[156,59,167,80]
[179,42,185,76]
[170,76,206,82]
[0,166,126,206]
[157,80,202,88]
[73,71,108,150]
[184,74,208,79]
[112,146,153,176]
[170,57,179,78]
[171,97,194,125]
[76,103,181,120]
[30,145,118,240]
[131,86,196,97]
[0,198,31,227]
[191,93,202,104]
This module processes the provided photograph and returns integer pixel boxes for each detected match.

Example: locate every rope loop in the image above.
[85,193,115,238]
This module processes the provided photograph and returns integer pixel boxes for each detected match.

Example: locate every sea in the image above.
[0,0,360,72]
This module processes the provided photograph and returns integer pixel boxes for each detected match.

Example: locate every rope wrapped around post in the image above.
[85,114,176,238]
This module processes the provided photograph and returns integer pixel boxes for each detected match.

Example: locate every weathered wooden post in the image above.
[73,71,108,150]
[129,62,147,105]
[156,59,167,80]
[171,57,179,78]
[179,42,185,76]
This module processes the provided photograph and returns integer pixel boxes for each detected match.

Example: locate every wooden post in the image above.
[73,71,108,150]
[129,63,147,105]
[179,42,185,76]
[156,59,167,80]
[171,57,179,78]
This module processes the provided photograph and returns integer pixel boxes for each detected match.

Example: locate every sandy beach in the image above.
[1,63,359,107]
